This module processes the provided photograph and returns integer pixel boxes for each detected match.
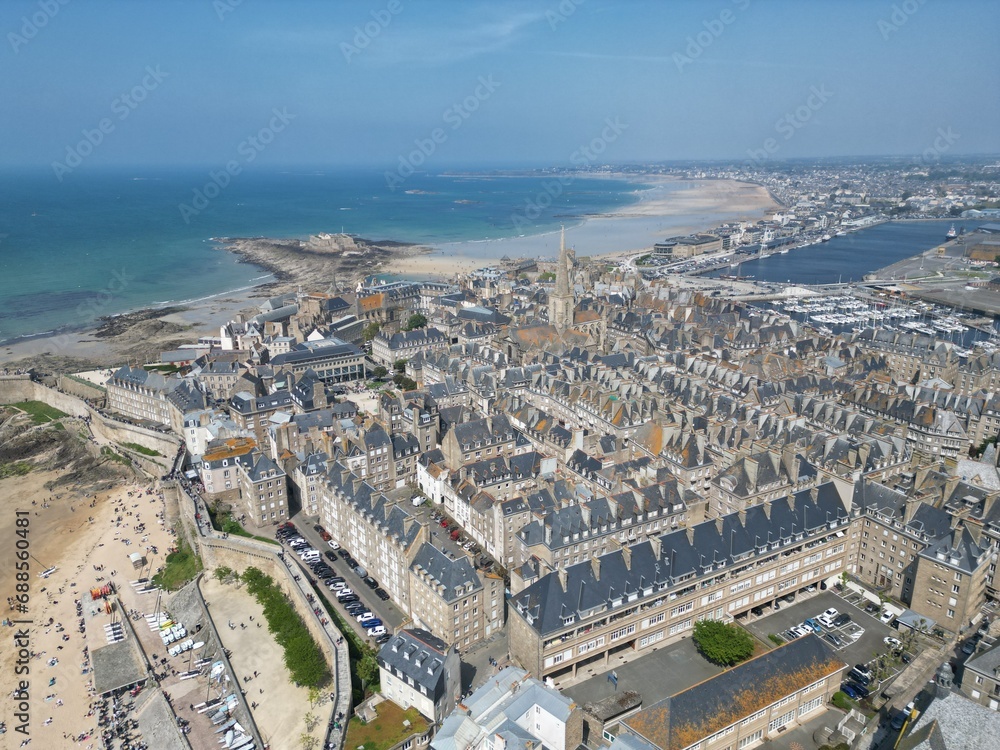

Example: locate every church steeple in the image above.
[549,225,574,332]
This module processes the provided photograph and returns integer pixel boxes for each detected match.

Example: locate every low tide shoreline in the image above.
[0,177,776,370]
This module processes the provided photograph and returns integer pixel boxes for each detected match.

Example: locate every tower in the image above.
[549,226,575,332]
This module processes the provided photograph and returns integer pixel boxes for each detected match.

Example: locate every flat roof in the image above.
[92,640,147,695]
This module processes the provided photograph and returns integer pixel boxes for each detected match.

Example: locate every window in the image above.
[738,729,763,748]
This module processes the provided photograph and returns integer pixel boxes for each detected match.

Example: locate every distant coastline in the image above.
[0,175,774,370]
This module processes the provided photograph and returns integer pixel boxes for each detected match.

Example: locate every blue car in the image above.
[840,682,862,700]
[360,618,382,629]
[805,618,823,633]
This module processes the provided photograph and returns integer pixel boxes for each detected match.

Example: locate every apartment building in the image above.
[440,414,517,471]
[228,390,294,447]
[615,635,845,750]
[508,482,854,682]
[378,628,460,724]
[236,450,288,527]
[371,327,449,367]
[106,365,206,432]
[408,543,504,651]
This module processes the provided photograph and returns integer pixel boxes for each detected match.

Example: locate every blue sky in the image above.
[2,0,998,168]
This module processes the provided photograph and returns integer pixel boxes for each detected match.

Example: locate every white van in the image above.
[411,496,425,507]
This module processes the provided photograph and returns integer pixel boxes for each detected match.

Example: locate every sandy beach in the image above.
[388,177,778,275]
[0,472,176,750]
[0,177,776,371]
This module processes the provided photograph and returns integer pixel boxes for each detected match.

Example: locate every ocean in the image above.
[0,167,652,343]
[706,219,985,285]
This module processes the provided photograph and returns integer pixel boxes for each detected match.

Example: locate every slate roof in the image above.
[410,542,481,602]
[377,628,451,701]
[511,482,851,636]
[622,635,844,750]
[904,692,1000,750]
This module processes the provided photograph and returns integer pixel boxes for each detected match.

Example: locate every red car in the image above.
[440,519,449,528]
[450,529,461,541]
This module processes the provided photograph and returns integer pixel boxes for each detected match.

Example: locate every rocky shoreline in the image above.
[215,233,432,290]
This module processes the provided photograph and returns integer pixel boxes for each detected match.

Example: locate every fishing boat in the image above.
[946,224,958,240]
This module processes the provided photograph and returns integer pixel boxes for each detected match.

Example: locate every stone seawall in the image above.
[0,375,179,465]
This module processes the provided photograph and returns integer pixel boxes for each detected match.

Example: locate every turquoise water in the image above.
[0,168,650,342]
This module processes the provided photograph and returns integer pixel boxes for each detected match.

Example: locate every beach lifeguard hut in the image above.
[129,552,146,570]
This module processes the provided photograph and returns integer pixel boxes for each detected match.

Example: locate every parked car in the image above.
[840,682,862,700]
[884,636,902,650]
[880,610,896,625]
[338,595,359,605]
[320,531,332,541]
[324,551,338,561]
[375,633,392,644]
[450,529,461,541]
[823,633,844,649]
[844,681,869,699]
[313,524,324,534]
[848,668,871,686]
[833,613,851,627]
[804,618,823,633]
[336,589,356,600]
[364,577,378,589]
[864,602,880,615]
[375,588,390,601]
[853,664,873,681]
[355,611,374,622]
[327,540,340,550]
[367,625,387,637]
[360,618,382,629]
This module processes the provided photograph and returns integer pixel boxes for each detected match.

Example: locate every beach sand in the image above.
[0,472,177,750]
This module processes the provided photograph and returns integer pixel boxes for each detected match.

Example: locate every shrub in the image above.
[240,567,330,688]
[768,633,785,646]
[692,620,755,666]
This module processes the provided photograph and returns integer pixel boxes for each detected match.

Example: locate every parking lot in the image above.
[744,590,904,688]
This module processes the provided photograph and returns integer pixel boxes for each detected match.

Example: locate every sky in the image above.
[2,0,998,169]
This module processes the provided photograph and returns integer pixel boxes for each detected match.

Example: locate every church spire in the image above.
[550,225,574,332]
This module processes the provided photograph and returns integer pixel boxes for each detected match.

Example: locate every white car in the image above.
[818,611,838,628]
[355,611,374,622]
[884,636,902,649]
[792,625,812,638]
[879,610,896,625]
[327,540,340,550]
[367,625,387,637]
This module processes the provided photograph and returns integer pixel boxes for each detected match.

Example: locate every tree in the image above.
[299,733,318,750]
[394,359,408,372]
[213,565,234,583]
[538,271,556,282]
[304,711,319,731]
[692,620,754,667]
[362,322,381,342]
[357,652,379,690]
[372,365,388,379]
[404,313,427,331]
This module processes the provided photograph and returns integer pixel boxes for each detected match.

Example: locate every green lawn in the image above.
[120,441,163,457]
[152,537,203,591]
[345,703,428,750]
[206,505,279,546]
[10,400,68,424]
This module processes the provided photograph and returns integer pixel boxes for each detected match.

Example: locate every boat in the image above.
[779,249,789,254]
[946,224,958,240]
[821,235,831,242]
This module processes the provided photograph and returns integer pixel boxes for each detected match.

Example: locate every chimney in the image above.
[952,526,963,551]
[738,508,747,527]
[580,503,592,529]
[786,492,796,512]
[715,517,724,536]
[649,535,661,560]
[686,526,696,545]
[557,567,568,592]
[621,544,632,571]
[591,554,601,581]
[545,523,552,546]
[810,485,819,502]
[763,500,772,521]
